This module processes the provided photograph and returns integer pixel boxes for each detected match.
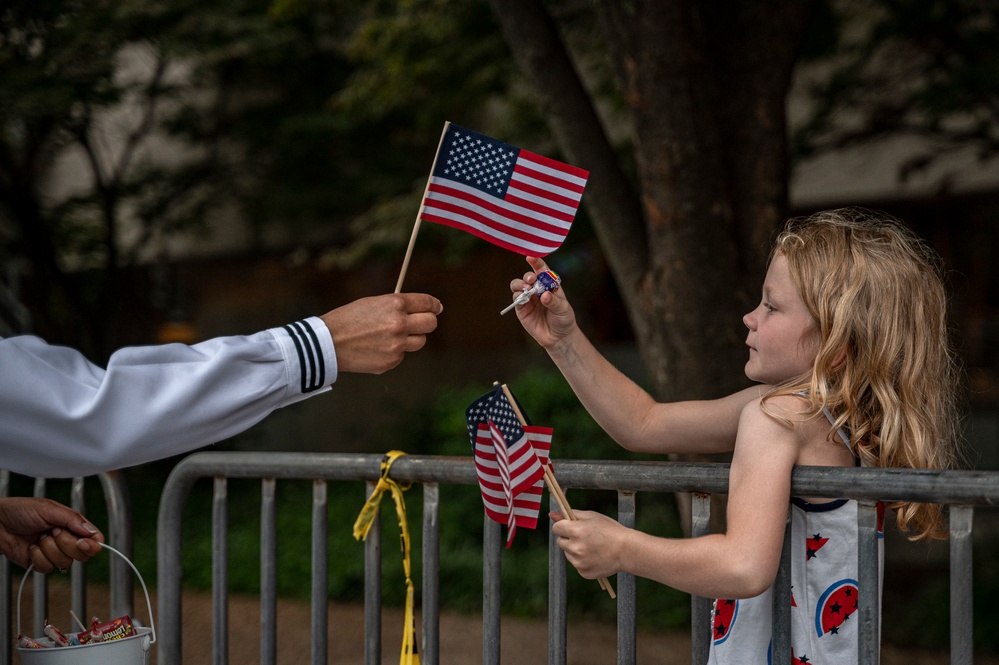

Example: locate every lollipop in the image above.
[501,269,561,315]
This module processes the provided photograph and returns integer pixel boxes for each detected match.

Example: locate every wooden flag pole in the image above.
[499,383,616,599]
[394,121,451,293]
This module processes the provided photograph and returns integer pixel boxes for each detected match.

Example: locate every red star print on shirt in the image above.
[806,532,828,560]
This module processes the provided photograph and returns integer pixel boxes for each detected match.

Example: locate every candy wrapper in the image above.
[80,615,136,643]
[43,620,73,647]
[17,634,48,649]
[501,269,561,315]
[77,616,105,645]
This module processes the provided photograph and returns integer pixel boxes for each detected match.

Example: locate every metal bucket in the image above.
[15,544,156,665]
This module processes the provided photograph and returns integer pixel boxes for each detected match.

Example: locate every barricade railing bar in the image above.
[0,470,134,665]
[156,452,999,665]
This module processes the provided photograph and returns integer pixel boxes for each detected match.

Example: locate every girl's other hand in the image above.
[549,509,624,580]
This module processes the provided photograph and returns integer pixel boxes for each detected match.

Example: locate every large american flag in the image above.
[421,123,589,256]
[466,386,552,547]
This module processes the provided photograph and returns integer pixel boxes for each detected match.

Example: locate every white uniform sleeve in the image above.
[0,317,337,478]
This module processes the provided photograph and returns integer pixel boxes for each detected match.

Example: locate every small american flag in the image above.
[421,123,589,256]
[466,386,552,547]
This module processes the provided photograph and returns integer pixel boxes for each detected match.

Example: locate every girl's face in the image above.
[743,254,820,385]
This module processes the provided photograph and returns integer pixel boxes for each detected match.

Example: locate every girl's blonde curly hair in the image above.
[765,208,962,540]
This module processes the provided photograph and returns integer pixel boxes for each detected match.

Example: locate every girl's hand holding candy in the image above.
[501,268,562,314]
[508,257,579,350]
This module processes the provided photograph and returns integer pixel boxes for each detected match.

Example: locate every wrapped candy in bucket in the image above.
[15,544,155,665]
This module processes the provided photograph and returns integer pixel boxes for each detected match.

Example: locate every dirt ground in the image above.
[20,581,996,665]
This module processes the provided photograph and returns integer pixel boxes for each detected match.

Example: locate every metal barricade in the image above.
[0,469,134,665]
[155,452,999,665]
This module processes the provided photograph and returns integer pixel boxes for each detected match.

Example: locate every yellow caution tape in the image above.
[353,451,421,665]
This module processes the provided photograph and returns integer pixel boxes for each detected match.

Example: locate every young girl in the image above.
[509,208,961,662]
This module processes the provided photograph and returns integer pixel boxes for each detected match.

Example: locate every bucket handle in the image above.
[16,543,156,645]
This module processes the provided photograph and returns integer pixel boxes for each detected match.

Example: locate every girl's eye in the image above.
[763,302,776,313]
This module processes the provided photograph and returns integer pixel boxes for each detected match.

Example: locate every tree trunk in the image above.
[491,0,816,402]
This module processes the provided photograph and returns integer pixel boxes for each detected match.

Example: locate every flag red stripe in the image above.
[480,497,542,515]
[480,498,543,518]
[512,162,587,198]
[477,431,550,451]
[500,190,577,222]
[421,181,574,257]
[518,149,590,181]
[508,179,581,211]
[491,426,512,482]
[427,182,575,230]
[425,214,558,256]
[476,455,544,514]
[510,161,585,200]
[474,471,543,496]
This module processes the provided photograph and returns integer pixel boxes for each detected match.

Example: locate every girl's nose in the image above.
[743,309,755,330]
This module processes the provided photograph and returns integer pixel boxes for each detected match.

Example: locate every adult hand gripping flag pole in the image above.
[497,384,615,600]
[395,121,589,293]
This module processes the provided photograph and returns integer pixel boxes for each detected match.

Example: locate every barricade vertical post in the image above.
[212,477,229,665]
[548,494,568,665]
[157,467,198,665]
[311,480,328,665]
[422,483,441,665]
[616,491,637,665]
[482,515,501,665]
[857,500,880,665]
[770,510,792,665]
[99,470,134,618]
[363,480,382,665]
[949,505,974,665]
[260,478,277,665]
[690,493,712,665]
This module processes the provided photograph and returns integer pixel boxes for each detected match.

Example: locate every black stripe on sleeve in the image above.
[301,320,326,388]
[282,321,324,393]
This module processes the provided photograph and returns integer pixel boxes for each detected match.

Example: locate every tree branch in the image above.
[486,0,648,280]
[111,53,169,189]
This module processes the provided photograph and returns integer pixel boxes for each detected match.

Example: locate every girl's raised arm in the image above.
[512,256,761,455]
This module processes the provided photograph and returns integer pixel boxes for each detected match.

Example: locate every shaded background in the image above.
[2,0,999,657]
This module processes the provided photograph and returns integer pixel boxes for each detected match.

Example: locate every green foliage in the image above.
[792,0,999,175]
